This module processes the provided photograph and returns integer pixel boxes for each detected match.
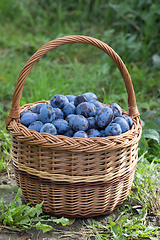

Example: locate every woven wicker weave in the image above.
[6,35,142,218]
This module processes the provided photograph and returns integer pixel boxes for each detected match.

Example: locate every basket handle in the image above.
[6,35,139,128]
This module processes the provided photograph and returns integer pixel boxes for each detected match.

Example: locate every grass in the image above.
[0,0,160,238]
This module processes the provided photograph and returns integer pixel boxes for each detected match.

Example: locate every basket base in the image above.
[13,164,135,218]
[41,204,122,218]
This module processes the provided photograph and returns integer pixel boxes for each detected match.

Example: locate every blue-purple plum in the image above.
[112,117,130,133]
[105,123,122,136]
[52,119,69,134]
[40,123,57,135]
[66,95,76,103]
[30,103,47,114]
[74,95,88,106]
[76,102,96,118]
[69,115,89,131]
[83,92,97,101]
[20,112,38,127]
[65,114,76,123]
[87,117,97,129]
[100,130,106,137]
[73,131,88,138]
[53,107,64,119]
[110,103,122,118]
[39,105,55,123]
[64,128,75,137]
[122,115,133,128]
[96,106,113,128]
[28,121,43,132]
[87,129,101,137]
[50,94,69,109]
[63,103,76,117]
[20,110,32,118]
[90,100,103,112]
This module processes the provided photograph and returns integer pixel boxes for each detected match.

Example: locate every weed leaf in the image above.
[35,221,53,233]
[52,216,69,226]
[142,129,159,143]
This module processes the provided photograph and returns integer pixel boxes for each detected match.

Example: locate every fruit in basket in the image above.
[83,92,97,101]
[100,129,106,137]
[90,99,103,112]
[39,105,55,123]
[52,119,69,134]
[65,113,76,123]
[31,103,47,114]
[73,131,88,138]
[20,112,38,126]
[20,92,133,138]
[74,95,88,106]
[63,102,76,117]
[53,107,64,119]
[122,114,133,128]
[64,128,75,137]
[50,94,69,108]
[96,106,113,128]
[28,121,43,132]
[66,94,76,103]
[40,123,57,135]
[109,103,122,118]
[87,117,97,129]
[105,123,122,136]
[112,117,130,133]
[87,128,101,137]
[69,115,89,131]
[20,110,32,118]
[76,102,96,118]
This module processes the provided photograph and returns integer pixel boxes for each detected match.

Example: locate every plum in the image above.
[69,115,89,131]
[110,103,122,118]
[20,110,32,118]
[30,103,47,114]
[100,130,106,137]
[73,131,88,138]
[96,106,113,128]
[112,117,130,133]
[52,119,69,134]
[87,117,97,129]
[40,123,57,135]
[53,107,64,120]
[65,114,76,123]
[63,102,76,117]
[39,105,55,123]
[50,94,69,109]
[90,99,103,112]
[74,95,88,106]
[122,115,133,128]
[28,121,43,132]
[105,123,122,136]
[66,94,76,103]
[83,92,97,101]
[20,112,38,127]
[64,128,75,137]
[87,128,101,137]
[76,102,96,118]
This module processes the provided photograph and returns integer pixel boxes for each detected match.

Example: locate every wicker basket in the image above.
[6,35,142,218]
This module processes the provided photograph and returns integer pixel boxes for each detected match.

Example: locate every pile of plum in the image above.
[20,93,133,138]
